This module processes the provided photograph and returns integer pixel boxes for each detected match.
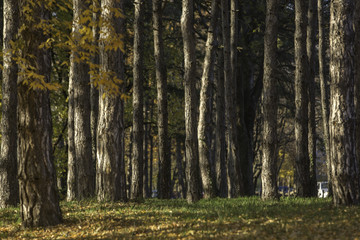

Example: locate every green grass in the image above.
[1,197,360,239]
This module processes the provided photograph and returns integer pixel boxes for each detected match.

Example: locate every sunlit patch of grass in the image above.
[1,196,360,239]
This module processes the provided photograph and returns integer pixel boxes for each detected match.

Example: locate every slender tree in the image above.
[261,0,279,200]
[222,0,240,197]
[0,0,19,208]
[131,0,145,201]
[329,0,359,205]
[317,0,331,194]
[355,0,360,174]
[294,0,311,197]
[307,0,317,197]
[96,0,126,202]
[181,0,201,203]
[153,0,171,199]
[18,1,62,227]
[198,0,220,199]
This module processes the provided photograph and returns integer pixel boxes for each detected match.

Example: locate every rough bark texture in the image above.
[90,0,100,188]
[329,0,360,205]
[73,0,94,199]
[198,0,220,199]
[222,0,240,198]
[294,0,311,197]
[261,0,279,201]
[181,0,201,203]
[96,0,125,202]
[307,0,317,197]
[18,2,62,227]
[0,0,19,208]
[153,0,171,199]
[215,36,227,198]
[318,0,331,193]
[131,0,144,201]
[355,0,360,182]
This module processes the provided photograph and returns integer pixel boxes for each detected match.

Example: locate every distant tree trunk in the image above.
[329,0,359,205]
[198,0,220,199]
[294,0,311,197]
[181,0,201,203]
[143,100,150,198]
[307,0,317,197]
[222,0,240,198]
[0,0,19,208]
[96,0,125,202]
[18,1,62,227]
[261,0,279,200]
[215,34,228,198]
[131,0,145,201]
[90,0,100,188]
[153,0,171,199]
[318,0,331,194]
[176,138,186,198]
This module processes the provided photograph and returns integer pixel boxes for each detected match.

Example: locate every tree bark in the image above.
[261,0,279,200]
[181,0,201,203]
[307,0,317,197]
[152,0,171,199]
[198,0,220,199]
[215,34,227,198]
[18,1,62,227]
[96,0,125,202]
[329,0,360,205]
[0,0,19,208]
[355,0,360,185]
[294,0,311,197]
[318,0,331,194]
[222,0,240,198]
[131,0,145,201]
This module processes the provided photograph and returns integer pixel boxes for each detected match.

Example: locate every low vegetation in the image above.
[1,197,360,239]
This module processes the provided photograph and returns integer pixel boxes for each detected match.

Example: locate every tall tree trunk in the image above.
[215,34,227,198]
[181,0,201,203]
[153,0,171,199]
[143,100,150,198]
[329,0,359,205]
[307,0,317,197]
[18,1,62,227]
[355,0,360,184]
[90,0,100,190]
[131,0,145,201]
[69,0,94,200]
[176,138,186,198]
[198,0,220,199]
[261,0,279,200]
[96,0,125,202]
[222,0,240,198]
[318,0,331,194]
[294,0,311,197]
[0,0,19,208]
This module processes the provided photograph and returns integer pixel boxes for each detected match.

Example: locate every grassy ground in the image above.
[1,197,360,239]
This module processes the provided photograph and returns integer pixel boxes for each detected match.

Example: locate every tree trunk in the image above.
[90,0,100,190]
[131,0,145,201]
[18,1,62,227]
[198,0,220,199]
[294,0,311,197]
[261,0,279,200]
[0,0,19,208]
[215,34,228,198]
[318,0,331,195]
[222,0,240,198]
[181,0,201,203]
[153,0,171,199]
[307,0,317,197]
[69,0,95,200]
[176,138,187,198]
[355,0,360,185]
[96,0,125,202]
[329,0,359,205]
[143,100,150,198]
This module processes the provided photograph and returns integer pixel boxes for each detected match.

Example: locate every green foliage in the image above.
[2,198,360,239]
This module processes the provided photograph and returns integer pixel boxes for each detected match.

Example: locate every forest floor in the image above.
[1,197,360,239]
